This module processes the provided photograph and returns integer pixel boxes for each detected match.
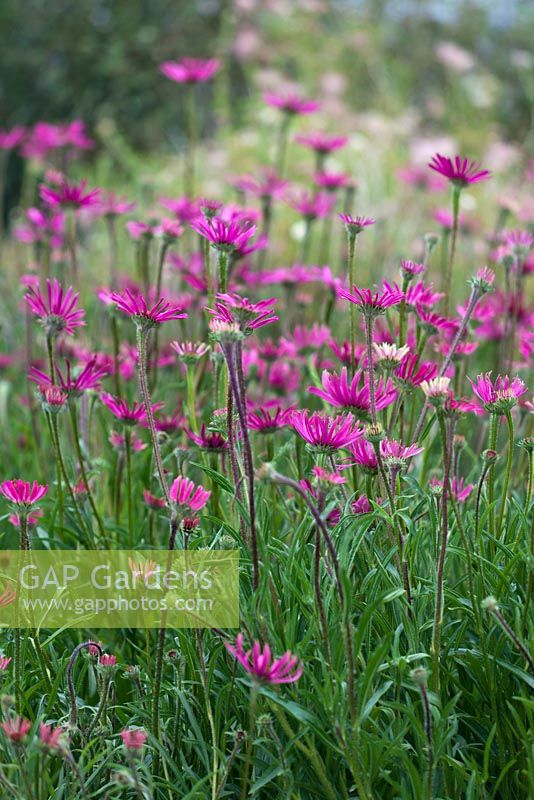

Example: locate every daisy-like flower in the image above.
[169,476,211,512]
[352,495,374,515]
[29,358,108,398]
[207,293,278,334]
[295,132,348,154]
[110,289,187,328]
[394,356,438,389]
[40,178,100,209]
[187,425,228,453]
[288,323,332,353]
[468,266,495,294]
[0,656,12,671]
[430,476,474,503]
[339,214,376,236]
[343,438,378,473]
[232,169,288,201]
[469,372,528,414]
[420,377,451,405]
[289,190,335,220]
[310,465,347,485]
[309,368,396,418]
[314,171,351,192]
[109,431,147,452]
[171,341,209,364]
[25,279,85,337]
[338,281,403,317]
[95,191,137,218]
[248,405,294,433]
[0,126,25,150]
[417,306,456,335]
[381,439,424,470]
[291,410,362,453]
[0,480,48,508]
[120,728,148,751]
[38,386,68,413]
[405,281,443,309]
[1,717,31,743]
[191,216,257,253]
[400,260,425,281]
[428,154,491,187]
[373,343,410,370]
[442,392,483,418]
[263,92,319,115]
[226,633,303,684]
[101,393,161,426]
[159,58,221,84]
[39,723,66,752]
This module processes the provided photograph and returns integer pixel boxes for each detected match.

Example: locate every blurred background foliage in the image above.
[1,0,532,152]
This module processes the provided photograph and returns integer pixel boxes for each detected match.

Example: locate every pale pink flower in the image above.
[226,633,303,684]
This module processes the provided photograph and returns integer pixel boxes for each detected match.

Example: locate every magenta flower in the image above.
[248,405,294,433]
[110,289,187,327]
[295,132,348,153]
[339,214,376,235]
[309,368,396,419]
[0,480,48,508]
[191,216,257,253]
[381,439,424,467]
[338,281,403,316]
[394,356,438,389]
[416,306,457,334]
[207,293,278,334]
[400,260,426,280]
[315,171,351,191]
[292,410,362,452]
[430,476,474,503]
[39,723,66,752]
[233,169,288,200]
[25,279,85,336]
[344,438,378,473]
[40,178,100,210]
[428,154,491,187]
[0,126,25,150]
[0,657,12,671]
[160,58,221,84]
[109,431,147,452]
[226,633,303,684]
[169,476,210,512]
[187,425,228,452]
[14,207,64,247]
[120,728,147,751]
[160,196,201,223]
[171,341,210,363]
[1,717,31,742]
[96,191,137,217]
[289,190,335,220]
[100,654,117,668]
[101,393,157,425]
[405,281,443,309]
[433,208,468,231]
[352,495,373,515]
[469,371,528,413]
[263,92,319,115]
[29,358,108,398]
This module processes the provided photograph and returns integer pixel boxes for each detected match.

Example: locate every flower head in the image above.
[339,214,376,236]
[111,289,187,328]
[171,341,209,364]
[120,728,148,751]
[187,425,228,453]
[29,358,108,398]
[0,480,48,508]
[295,132,348,154]
[40,179,100,209]
[291,410,362,453]
[263,92,319,115]
[338,281,403,317]
[25,279,85,337]
[160,58,221,84]
[169,476,211,512]
[1,717,31,743]
[101,393,157,426]
[373,343,410,370]
[248,406,294,434]
[469,372,528,414]
[428,153,491,187]
[207,293,278,334]
[39,723,66,752]
[400,260,425,281]
[381,439,423,470]
[191,216,256,253]
[309,368,396,419]
[226,633,303,684]
[352,495,373,515]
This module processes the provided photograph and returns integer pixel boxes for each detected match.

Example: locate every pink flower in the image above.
[1,717,31,742]
[309,368,396,419]
[314,171,351,191]
[143,490,166,509]
[109,430,147,451]
[289,190,335,220]
[311,466,346,485]
[25,279,85,336]
[0,126,26,150]
[120,728,148,751]
[433,208,468,230]
[381,439,424,466]
[339,214,376,234]
[428,153,491,187]
[0,480,48,507]
[188,425,228,452]
[40,179,100,209]
[400,260,426,280]
[248,406,294,433]
[0,657,12,671]
[160,196,201,223]
[100,654,117,668]
[29,358,109,397]
[431,476,474,503]
[171,341,210,363]
[160,58,221,84]
[226,633,303,684]
[292,410,363,452]
[344,438,378,473]
[110,289,187,326]
[352,495,373,515]
[169,476,211,512]
[416,306,457,334]
[95,192,137,217]
[191,216,257,253]
[295,132,348,153]
[469,372,528,413]
[405,281,443,309]
[207,293,278,333]
[289,324,332,352]
[232,169,288,200]
[263,92,319,115]
[126,220,155,239]
[338,281,403,316]
[39,723,66,751]
[101,393,154,425]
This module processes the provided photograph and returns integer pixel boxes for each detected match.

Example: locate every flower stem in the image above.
[496,410,514,537]
[124,427,134,546]
[69,402,108,545]
[347,232,357,374]
[217,250,229,293]
[240,685,258,800]
[364,315,377,425]
[444,185,461,316]
[432,409,451,692]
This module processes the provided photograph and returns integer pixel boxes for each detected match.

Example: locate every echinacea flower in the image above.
[468,267,495,294]
[469,372,528,414]
[232,169,288,200]
[25,279,85,337]
[169,476,211,512]
[0,480,48,508]
[289,190,335,220]
[291,410,362,453]
[309,368,396,419]
[1,717,31,742]
[343,438,378,473]
[160,58,221,84]
[338,281,403,317]
[191,216,257,253]
[95,191,137,218]
[263,92,319,116]
[428,154,491,187]
[314,171,351,191]
[120,728,148,751]
[226,633,303,684]
[110,289,187,328]
[40,179,100,210]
